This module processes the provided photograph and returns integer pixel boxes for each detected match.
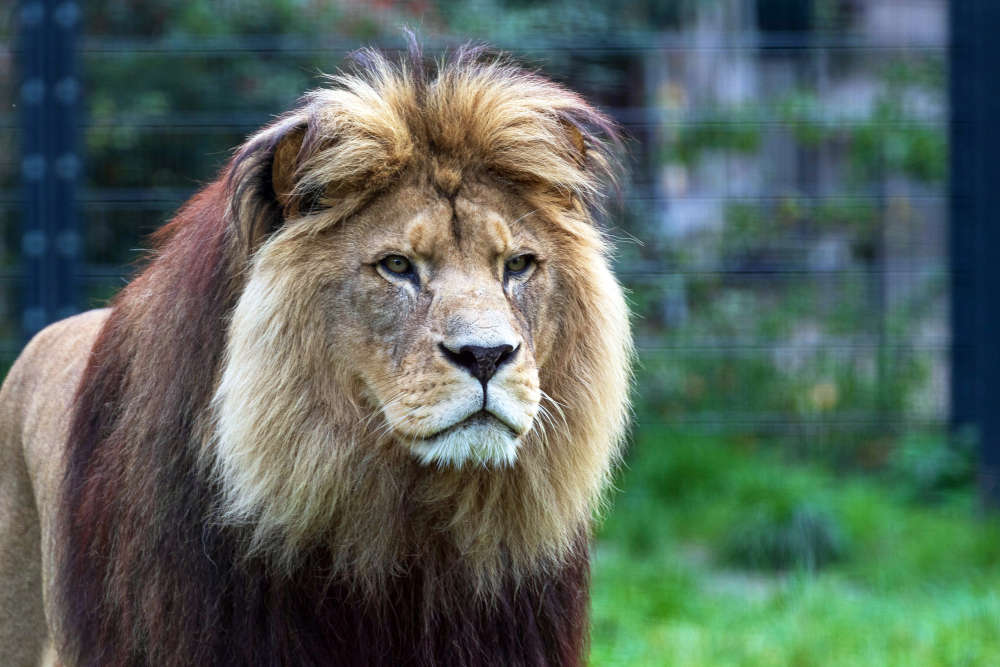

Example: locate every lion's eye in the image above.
[504,254,535,276]
[380,255,412,275]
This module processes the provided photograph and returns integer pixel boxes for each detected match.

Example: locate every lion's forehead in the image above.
[395,181,528,261]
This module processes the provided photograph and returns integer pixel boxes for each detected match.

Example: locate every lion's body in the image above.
[0,46,629,666]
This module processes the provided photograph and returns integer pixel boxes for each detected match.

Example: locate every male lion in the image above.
[0,45,631,666]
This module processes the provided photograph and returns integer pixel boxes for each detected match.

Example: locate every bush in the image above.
[890,430,977,502]
[721,501,847,572]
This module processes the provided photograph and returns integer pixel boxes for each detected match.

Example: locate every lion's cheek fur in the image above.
[210,256,369,565]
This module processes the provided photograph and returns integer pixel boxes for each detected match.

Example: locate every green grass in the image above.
[590,426,1000,666]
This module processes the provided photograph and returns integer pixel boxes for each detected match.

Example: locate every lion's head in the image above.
[204,47,632,579]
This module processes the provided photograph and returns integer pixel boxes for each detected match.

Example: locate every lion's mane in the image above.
[58,45,630,667]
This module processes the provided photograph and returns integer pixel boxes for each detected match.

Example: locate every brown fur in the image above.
[0,45,630,666]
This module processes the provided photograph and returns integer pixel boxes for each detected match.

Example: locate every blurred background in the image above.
[2,0,999,664]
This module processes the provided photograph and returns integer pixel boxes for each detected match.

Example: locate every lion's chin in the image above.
[406,413,521,468]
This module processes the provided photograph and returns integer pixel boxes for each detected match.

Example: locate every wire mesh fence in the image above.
[0,0,950,465]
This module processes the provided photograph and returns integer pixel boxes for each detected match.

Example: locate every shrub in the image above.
[722,500,847,571]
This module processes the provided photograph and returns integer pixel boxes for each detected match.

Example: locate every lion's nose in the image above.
[439,343,517,384]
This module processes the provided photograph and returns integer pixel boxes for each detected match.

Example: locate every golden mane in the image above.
[229,45,620,247]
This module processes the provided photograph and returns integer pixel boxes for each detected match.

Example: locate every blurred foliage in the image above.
[89,0,360,37]
[664,108,762,168]
[437,0,719,36]
[776,59,948,184]
[667,60,946,186]
[639,49,947,469]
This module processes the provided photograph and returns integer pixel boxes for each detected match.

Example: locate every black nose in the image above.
[439,343,516,384]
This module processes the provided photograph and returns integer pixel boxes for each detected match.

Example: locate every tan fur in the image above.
[0,48,631,663]
[0,310,109,665]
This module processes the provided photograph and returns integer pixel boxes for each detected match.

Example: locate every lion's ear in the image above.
[231,118,318,253]
[560,118,587,168]
[552,118,589,210]
[553,112,621,217]
[271,125,307,219]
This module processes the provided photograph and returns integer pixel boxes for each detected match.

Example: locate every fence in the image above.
[1,1,960,474]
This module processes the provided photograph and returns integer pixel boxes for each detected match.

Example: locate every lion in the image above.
[0,44,631,666]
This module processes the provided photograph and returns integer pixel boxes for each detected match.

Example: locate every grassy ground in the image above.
[590,426,1000,666]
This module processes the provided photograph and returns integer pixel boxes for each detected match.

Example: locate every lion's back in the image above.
[0,308,109,666]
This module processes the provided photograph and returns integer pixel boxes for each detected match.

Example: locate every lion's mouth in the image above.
[407,410,523,467]
[416,410,519,441]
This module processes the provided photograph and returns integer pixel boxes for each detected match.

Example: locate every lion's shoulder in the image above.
[8,307,110,411]
[3,309,110,489]
[17,308,109,377]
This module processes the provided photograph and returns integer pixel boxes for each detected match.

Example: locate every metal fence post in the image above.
[19,0,81,340]
[951,0,1000,507]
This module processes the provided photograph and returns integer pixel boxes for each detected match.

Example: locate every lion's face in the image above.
[244,174,561,468]
[317,177,555,466]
